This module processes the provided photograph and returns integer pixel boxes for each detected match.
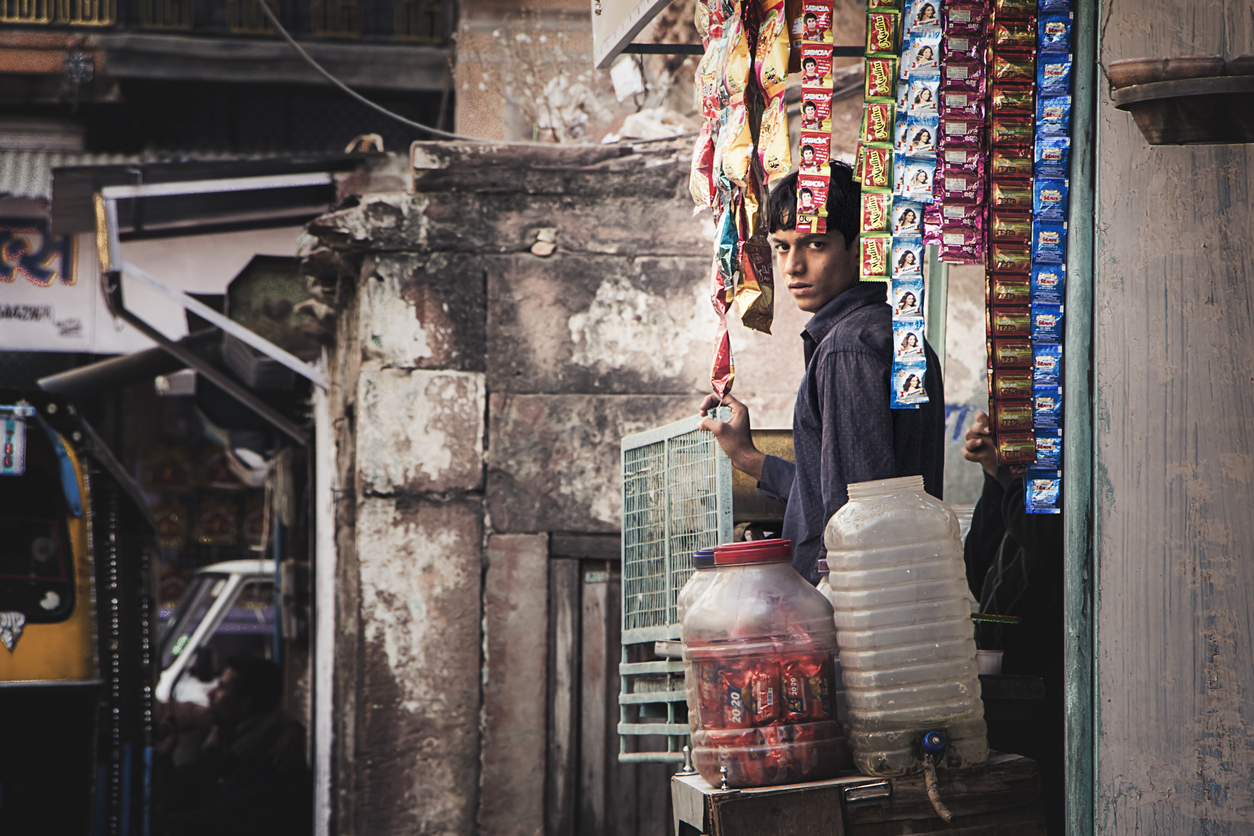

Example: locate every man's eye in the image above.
[808,240,826,249]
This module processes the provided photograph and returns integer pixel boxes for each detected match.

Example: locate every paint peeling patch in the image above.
[567,276,714,377]
[362,261,435,367]
[357,362,486,494]
[1219,453,1253,484]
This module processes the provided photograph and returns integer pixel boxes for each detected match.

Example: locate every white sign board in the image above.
[592,0,674,69]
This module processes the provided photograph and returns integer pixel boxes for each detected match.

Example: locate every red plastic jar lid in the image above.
[713,539,793,565]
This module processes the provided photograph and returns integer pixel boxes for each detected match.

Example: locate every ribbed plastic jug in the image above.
[682,540,848,788]
[813,559,849,731]
[823,475,987,776]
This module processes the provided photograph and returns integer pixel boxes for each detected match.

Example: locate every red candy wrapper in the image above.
[941,116,984,148]
[799,0,833,43]
[866,10,899,54]
[800,43,834,87]
[862,190,892,233]
[860,234,891,280]
[993,52,1037,85]
[780,653,835,722]
[750,660,782,725]
[710,318,735,399]
[860,144,893,189]
[990,211,1033,242]
[797,172,830,218]
[718,662,753,728]
[992,114,1036,146]
[941,200,984,225]
[800,87,834,132]
[865,56,898,100]
[992,84,1035,115]
[941,88,985,116]
[938,168,984,202]
[944,0,987,35]
[942,58,986,92]
[696,661,726,729]
[861,100,895,144]
[942,146,986,175]
[798,131,831,174]
[991,147,1034,179]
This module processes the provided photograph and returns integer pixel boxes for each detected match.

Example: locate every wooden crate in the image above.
[672,753,1046,836]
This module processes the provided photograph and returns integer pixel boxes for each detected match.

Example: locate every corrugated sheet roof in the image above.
[0,149,285,201]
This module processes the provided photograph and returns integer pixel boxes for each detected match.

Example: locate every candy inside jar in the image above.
[681,540,849,788]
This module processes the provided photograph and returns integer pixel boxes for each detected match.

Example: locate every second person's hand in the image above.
[699,393,766,481]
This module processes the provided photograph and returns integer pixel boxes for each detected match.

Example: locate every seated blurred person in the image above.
[154,656,311,836]
[962,412,1064,835]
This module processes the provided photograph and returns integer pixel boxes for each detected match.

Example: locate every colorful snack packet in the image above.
[892,199,925,234]
[892,273,925,317]
[689,123,715,212]
[905,73,940,114]
[993,52,1037,85]
[992,337,1034,367]
[990,305,1031,337]
[860,144,894,189]
[1033,342,1063,384]
[992,84,1035,115]
[938,167,983,201]
[940,225,984,263]
[1039,12,1073,52]
[862,100,896,144]
[860,233,892,280]
[894,155,936,202]
[894,108,911,152]
[940,199,983,225]
[906,0,941,31]
[942,31,982,60]
[1038,55,1073,95]
[799,0,834,44]
[711,316,735,398]
[866,56,898,99]
[941,87,985,115]
[904,30,942,72]
[800,44,834,88]
[758,0,791,98]
[991,148,1034,179]
[1037,95,1073,136]
[798,132,831,173]
[906,114,939,154]
[862,190,893,233]
[990,273,1032,304]
[997,431,1038,463]
[942,115,984,147]
[942,58,985,91]
[892,235,925,275]
[1033,386,1063,429]
[1035,136,1071,177]
[990,181,1034,210]
[867,10,901,54]
[992,114,1035,146]
[797,172,830,218]
[1034,178,1069,220]
[1035,430,1062,467]
[991,368,1034,399]
[991,240,1032,273]
[1025,468,1062,514]
[1032,220,1067,263]
[993,0,1036,17]
[944,0,986,34]
[801,88,834,132]
[1039,0,1072,10]
[993,18,1037,50]
[893,318,927,359]
[1032,263,1066,304]
[721,104,755,186]
[891,358,930,407]
[995,399,1034,431]
[990,211,1033,241]
[758,94,792,180]
[1031,303,1064,343]
[721,12,752,104]
[942,146,986,171]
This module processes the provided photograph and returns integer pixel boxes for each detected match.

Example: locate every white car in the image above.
[156,559,277,705]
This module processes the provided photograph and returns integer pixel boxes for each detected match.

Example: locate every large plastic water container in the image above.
[681,540,848,788]
[813,559,849,731]
[824,476,987,776]
[677,548,716,624]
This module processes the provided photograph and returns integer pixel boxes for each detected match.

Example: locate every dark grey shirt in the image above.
[758,281,946,582]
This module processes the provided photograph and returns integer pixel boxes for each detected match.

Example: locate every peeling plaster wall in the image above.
[1094,1,1254,832]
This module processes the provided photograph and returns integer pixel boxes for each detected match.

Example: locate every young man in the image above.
[699,160,945,582]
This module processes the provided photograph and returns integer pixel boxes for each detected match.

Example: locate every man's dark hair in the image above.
[768,160,861,247]
[225,655,283,714]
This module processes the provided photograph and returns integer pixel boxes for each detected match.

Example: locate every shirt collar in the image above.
[802,281,890,346]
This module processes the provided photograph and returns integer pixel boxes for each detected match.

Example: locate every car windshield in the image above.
[158,573,228,670]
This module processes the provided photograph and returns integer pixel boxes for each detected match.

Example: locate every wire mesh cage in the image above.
[618,410,732,763]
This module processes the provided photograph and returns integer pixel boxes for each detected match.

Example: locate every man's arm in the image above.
[698,393,794,501]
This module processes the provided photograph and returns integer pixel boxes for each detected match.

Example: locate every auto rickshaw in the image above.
[0,391,158,835]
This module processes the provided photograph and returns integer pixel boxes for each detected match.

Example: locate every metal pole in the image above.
[1063,1,1098,833]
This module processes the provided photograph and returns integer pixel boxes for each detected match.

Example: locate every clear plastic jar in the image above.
[681,540,848,788]
[824,475,987,776]
[677,548,716,623]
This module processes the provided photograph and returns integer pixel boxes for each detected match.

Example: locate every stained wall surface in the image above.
[1094,2,1254,832]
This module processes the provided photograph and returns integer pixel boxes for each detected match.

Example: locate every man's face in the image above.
[208,666,254,727]
[770,227,859,313]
